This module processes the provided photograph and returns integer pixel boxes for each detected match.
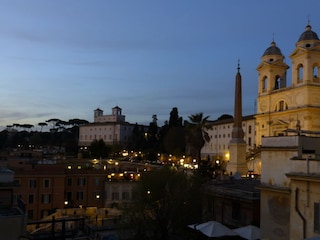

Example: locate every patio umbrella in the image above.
[194,220,237,238]
[233,225,260,240]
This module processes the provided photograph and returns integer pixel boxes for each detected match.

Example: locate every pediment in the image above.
[271,119,288,126]
[256,61,288,70]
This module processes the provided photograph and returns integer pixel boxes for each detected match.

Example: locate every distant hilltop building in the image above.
[94,106,125,123]
[78,106,148,147]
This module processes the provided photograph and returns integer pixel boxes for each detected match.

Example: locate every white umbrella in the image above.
[233,225,260,240]
[194,220,237,237]
[187,223,198,230]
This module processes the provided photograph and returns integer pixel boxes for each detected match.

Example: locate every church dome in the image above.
[298,24,319,41]
[263,41,282,56]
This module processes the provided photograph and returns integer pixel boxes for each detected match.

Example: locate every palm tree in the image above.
[184,113,211,165]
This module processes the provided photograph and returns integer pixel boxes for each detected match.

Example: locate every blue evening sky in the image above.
[0,0,319,130]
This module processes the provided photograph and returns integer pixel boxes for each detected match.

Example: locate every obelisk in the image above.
[227,62,248,176]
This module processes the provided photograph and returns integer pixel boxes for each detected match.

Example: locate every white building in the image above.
[78,106,148,147]
[201,115,256,163]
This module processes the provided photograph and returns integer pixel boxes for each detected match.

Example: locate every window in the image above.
[77,192,84,200]
[44,179,50,188]
[122,192,130,201]
[298,64,304,82]
[67,178,72,186]
[248,137,252,146]
[275,76,281,89]
[77,178,86,186]
[262,76,268,91]
[94,178,100,186]
[276,100,288,112]
[66,192,72,201]
[314,66,319,78]
[28,194,34,204]
[315,202,320,233]
[41,194,51,204]
[29,179,37,188]
[248,125,252,134]
[112,192,119,200]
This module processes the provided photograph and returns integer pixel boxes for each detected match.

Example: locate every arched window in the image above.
[275,100,288,112]
[275,76,281,89]
[313,66,319,78]
[262,76,268,92]
[298,64,304,83]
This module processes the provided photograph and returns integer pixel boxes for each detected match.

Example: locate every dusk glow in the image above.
[0,1,319,129]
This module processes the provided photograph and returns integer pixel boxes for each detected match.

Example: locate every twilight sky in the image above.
[0,0,319,130]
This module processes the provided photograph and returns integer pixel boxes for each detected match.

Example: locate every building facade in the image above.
[257,23,320,240]
[78,106,148,147]
[255,24,320,146]
[0,167,27,239]
[259,135,320,240]
[201,115,257,171]
[9,158,106,221]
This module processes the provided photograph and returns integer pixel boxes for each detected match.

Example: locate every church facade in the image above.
[202,23,320,173]
[256,24,320,146]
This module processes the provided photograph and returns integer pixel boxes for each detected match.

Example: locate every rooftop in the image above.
[204,178,260,200]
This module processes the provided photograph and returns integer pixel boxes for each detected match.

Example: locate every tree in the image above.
[68,118,89,126]
[119,167,203,240]
[184,113,211,165]
[46,118,61,132]
[90,139,110,158]
[217,114,233,120]
[169,107,183,127]
[161,108,185,156]
[38,122,48,132]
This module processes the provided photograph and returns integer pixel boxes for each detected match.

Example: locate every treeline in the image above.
[0,108,224,163]
[0,118,89,155]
